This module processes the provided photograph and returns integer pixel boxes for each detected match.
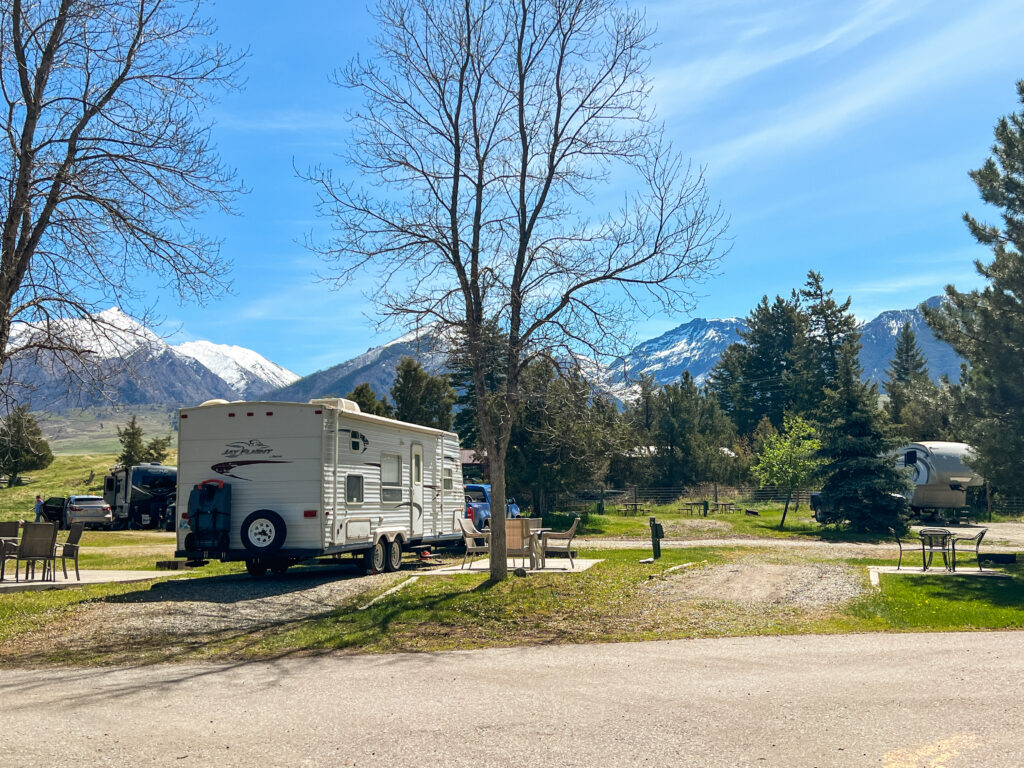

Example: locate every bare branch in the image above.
[0,0,244,399]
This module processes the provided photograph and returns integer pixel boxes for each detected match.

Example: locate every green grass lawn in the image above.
[543,503,890,543]
[852,563,1024,630]
[2,540,1023,665]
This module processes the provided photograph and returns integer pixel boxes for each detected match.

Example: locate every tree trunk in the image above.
[488,451,508,581]
[780,491,792,529]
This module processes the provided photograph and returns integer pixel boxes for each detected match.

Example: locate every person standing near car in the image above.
[34,495,44,522]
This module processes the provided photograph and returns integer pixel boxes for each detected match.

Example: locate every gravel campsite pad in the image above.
[648,561,867,611]
[661,518,731,537]
[1,567,410,666]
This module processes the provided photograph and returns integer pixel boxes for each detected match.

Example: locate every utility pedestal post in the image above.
[649,516,664,559]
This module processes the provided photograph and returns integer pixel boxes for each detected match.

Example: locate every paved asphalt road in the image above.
[3,632,1022,767]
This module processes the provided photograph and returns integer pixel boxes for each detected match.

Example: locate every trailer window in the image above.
[443,467,453,491]
[381,454,402,502]
[350,431,365,452]
[346,475,364,504]
[413,453,422,484]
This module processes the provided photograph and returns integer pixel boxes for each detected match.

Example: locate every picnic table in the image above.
[712,502,735,513]
[619,501,650,516]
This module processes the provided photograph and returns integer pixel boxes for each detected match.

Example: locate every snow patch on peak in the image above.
[173,340,299,395]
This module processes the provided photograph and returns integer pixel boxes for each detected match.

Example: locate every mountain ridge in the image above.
[9,299,962,412]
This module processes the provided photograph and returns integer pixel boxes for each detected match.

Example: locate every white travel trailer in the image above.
[174,397,464,576]
[895,441,984,511]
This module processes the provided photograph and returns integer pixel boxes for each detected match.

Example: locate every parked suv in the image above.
[464,484,521,529]
[41,495,113,529]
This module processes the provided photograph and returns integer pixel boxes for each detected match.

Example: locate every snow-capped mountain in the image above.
[173,340,299,397]
[857,296,962,385]
[607,317,745,399]
[272,298,961,406]
[9,308,299,408]
[270,326,445,403]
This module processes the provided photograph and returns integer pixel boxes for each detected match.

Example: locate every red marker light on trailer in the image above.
[266,411,273,416]
[303,510,317,518]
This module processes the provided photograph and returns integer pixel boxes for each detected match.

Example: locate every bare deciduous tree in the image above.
[0,0,243,407]
[309,0,727,580]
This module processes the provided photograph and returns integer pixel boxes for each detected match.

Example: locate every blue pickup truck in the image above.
[464,484,521,529]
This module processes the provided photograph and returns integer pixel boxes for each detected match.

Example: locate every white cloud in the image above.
[651,0,921,115]
[698,0,1024,173]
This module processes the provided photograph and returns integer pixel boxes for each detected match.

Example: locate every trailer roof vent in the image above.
[309,397,362,414]
[199,399,230,407]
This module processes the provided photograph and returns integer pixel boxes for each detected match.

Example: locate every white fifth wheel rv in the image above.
[174,397,464,576]
[895,441,984,511]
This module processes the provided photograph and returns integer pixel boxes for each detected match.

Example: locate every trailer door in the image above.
[410,443,424,537]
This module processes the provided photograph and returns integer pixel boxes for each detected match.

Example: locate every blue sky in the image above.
[158,0,1024,376]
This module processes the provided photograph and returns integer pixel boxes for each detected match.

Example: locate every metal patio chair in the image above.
[889,527,913,570]
[2,522,58,582]
[951,528,987,572]
[55,521,85,580]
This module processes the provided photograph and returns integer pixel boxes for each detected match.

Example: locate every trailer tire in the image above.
[385,539,403,572]
[241,510,287,555]
[245,559,267,577]
[363,539,387,574]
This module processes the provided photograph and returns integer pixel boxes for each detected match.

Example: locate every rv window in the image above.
[443,468,453,491]
[381,454,402,502]
[351,432,364,452]
[104,477,114,492]
[381,454,401,485]
[413,453,422,484]
[905,450,917,466]
[346,475,364,504]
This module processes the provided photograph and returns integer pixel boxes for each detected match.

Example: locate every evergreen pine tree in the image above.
[0,405,54,486]
[790,271,860,418]
[390,357,456,430]
[707,295,803,433]
[924,80,1024,491]
[116,415,171,466]
[883,321,935,436]
[816,344,910,533]
[346,382,394,417]
[116,415,147,467]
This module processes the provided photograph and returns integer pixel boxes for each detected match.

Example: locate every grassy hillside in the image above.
[0,451,177,522]
[33,406,176,455]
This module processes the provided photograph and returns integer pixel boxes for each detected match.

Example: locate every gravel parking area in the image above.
[648,562,867,610]
[1,564,411,666]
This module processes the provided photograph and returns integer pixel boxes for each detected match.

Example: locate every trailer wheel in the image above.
[363,539,387,573]
[385,539,403,572]
[241,510,287,555]
[245,559,267,577]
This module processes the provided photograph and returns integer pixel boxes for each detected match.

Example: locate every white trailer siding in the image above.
[176,399,463,562]
[177,403,326,552]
